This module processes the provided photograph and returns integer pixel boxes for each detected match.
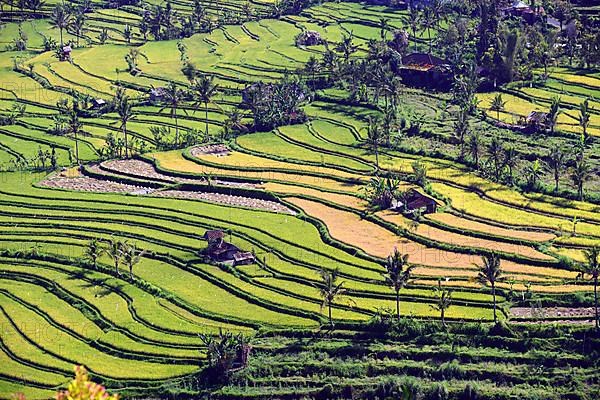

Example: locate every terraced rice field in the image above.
[1,0,599,398]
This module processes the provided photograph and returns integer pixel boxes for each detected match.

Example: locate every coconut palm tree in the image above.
[571,157,592,201]
[121,242,147,280]
[407,5,420,52]
[453,108,470,159]
[384,249,414,319]
[503,145,518,185]
[115,89,135,158]
[545,145,567,193]
[160,82,186,147]
[579,98,591,141]
[70,12,85,47]
[192,74,219,139]
[487,136,504,181]
[336,33,357,63]
[525,159,542,190]
[317,268,346,328]
[489,93,506,121]
[304,56,321,90]
[430,279,452,328]
[50,4,72,46]
[108,239,123,276]
[581,247,599,330]
[474,253,503,324]
[364,116,382,170]
[378,17,390,40]
[548,96,561,134]
[468,131,481,169]
[84,239,104,270]
[67,102,82,165]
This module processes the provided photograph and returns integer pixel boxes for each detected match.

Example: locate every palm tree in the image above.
[121,242,147,280]
[108,239,123,276]
[304,56,321,90]
[503,145,518,185]
[50,4,72,46]
[383,249,414,319]
[430,279,452,328]
[71,12,85,47]
[581,247,599,330]
[364,116,382,170]
[548,96,561,134]
[545,145,566,193]
[317,268,346,328]
[474,253,503,324]
[468,131,481,169]
[67,102,82,165]
[487,136,504,181]
[160,82,185,147]
[192,74,219,139]
[407,5,420,52]
[378,17,390,40]
[115,89,135,158]
[525,159,542,190]
[336,33,357,63]
[84,239,104,270]
[453,108,469,159]
[489,93,506,121]
[571,157,592,201]
[579,98,591,141]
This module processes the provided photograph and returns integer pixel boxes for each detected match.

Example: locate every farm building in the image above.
[398,53,453,90]
[150,87,168,102]
[525,111,550,132]
[59,45,72,61]
[90,98,106,110]
[397,189,439,215]
[502,1,546,24]
[203,229,256,265]
[295,30,323,46]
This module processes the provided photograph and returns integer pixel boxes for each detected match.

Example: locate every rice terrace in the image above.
[0,0,600,398]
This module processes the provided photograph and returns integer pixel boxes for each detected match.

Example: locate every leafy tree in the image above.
[56,366,118,400]
[384,249,414,319]
[84,239,104,270]
[489,93,506,121]
[474,253,503,324]
[303,56,321,90]
[50,4,72,46]
[361,175,401,209]
[581,247,599,330]
[430,279,452,328]
[317,268,346,328]
[199,329,250,382]
[192,74,219,139]
[125,47,140,74]
[545,145,567,193]
[412,160,428,187]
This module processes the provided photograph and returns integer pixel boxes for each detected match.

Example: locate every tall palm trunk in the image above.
[492,283,497,323]
[174,112,179,146]
[123,124,129,158]
[595,276,599,330]
[205,101,209,138]
[74,130,79,164]
[396,290,400,320]
[328,301,333,327]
